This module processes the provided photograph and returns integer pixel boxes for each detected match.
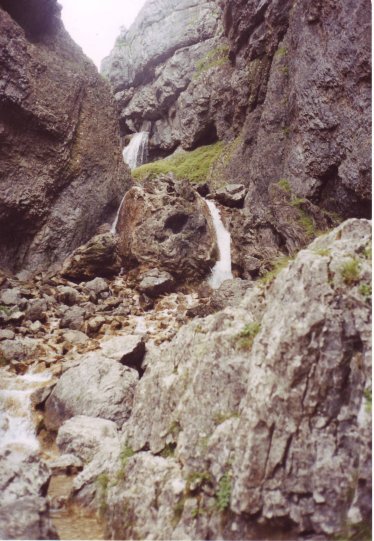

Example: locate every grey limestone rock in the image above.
[0,450,56,540]
[59,305,86,331]
[56,285,82,306]
[44,352,138,431]
[100,335,146,371]
[137,269,176,298]
[100,219,371,540]
[56,415,119,463]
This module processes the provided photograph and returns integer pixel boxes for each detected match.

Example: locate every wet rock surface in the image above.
[0,0,131,273]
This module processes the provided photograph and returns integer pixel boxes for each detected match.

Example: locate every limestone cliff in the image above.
[0,0,131,272]
[103,0,371,219]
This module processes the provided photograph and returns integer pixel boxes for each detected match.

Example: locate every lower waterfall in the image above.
[205,199,233,289]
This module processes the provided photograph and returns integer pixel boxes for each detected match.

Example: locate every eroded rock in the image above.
[117,175,217,281]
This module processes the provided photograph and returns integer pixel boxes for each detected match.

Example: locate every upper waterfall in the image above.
[205,200,233,289]
[111,132,149,234]
[122,132,149,170]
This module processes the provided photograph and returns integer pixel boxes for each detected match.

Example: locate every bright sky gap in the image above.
[59,0,147,69]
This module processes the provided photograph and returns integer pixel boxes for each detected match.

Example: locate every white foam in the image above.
[206,200,233,289]
[0,368,52,456]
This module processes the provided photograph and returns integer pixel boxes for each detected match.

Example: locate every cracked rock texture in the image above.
[83,219,372,540]
[0,0,131,272]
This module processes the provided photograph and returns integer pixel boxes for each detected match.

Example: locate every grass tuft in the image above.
[237,322,261,351]
[277,179,291,192]
[215,473,232,512]
[260,256,292,285]
[340,258,361,285]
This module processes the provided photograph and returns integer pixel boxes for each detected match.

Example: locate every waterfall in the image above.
[206,200,233,289]
[0,368,52,457]
[122,131,149,169]
[111,132,149,234]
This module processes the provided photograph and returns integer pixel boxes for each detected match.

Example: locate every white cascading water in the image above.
[0,368,52,457]
[111,132,149,234]
[206,200,233,289]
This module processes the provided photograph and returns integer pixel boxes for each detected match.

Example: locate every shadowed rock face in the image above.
[0,0,131,272]
[219,0,371,219]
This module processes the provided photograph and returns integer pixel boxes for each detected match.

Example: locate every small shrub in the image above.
[194,44,230,78]
[277,178,291,192]
[120,446,135,464]
[315,248,331,257]
[191,506,206,518]
[0,305,11,315]
[186,471,212,491]
[290,196,307,207]
[340,258,361,285]
[364,387,372,413]
[116,445,135,481]
[173,496,186,526]
[363,243,372,260]
[237,322,261,351]
[213,411,239,425]
[298,211,316,238]
[215,473,232,512]
[359,283,372,302]
[275,46,288,58]
[96,473,110,513]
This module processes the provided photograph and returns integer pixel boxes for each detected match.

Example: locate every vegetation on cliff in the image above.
[132,142,224,184]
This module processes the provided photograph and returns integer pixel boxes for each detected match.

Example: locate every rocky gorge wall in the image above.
[0,0,131,273]
[103,0,371,220]
[0,0,371,540]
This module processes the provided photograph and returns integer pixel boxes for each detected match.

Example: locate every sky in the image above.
[59,0,147,69]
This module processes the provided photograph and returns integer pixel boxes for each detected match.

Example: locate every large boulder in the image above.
[44,353,138,431]
[56,415,119,463]
[61,233,122,281]
[96,219,371,541]
[117,175,217,281]
[0,0,130,272]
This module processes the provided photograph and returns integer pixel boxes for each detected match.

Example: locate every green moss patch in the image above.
[133,142,224,184]
[194,44,230,78]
